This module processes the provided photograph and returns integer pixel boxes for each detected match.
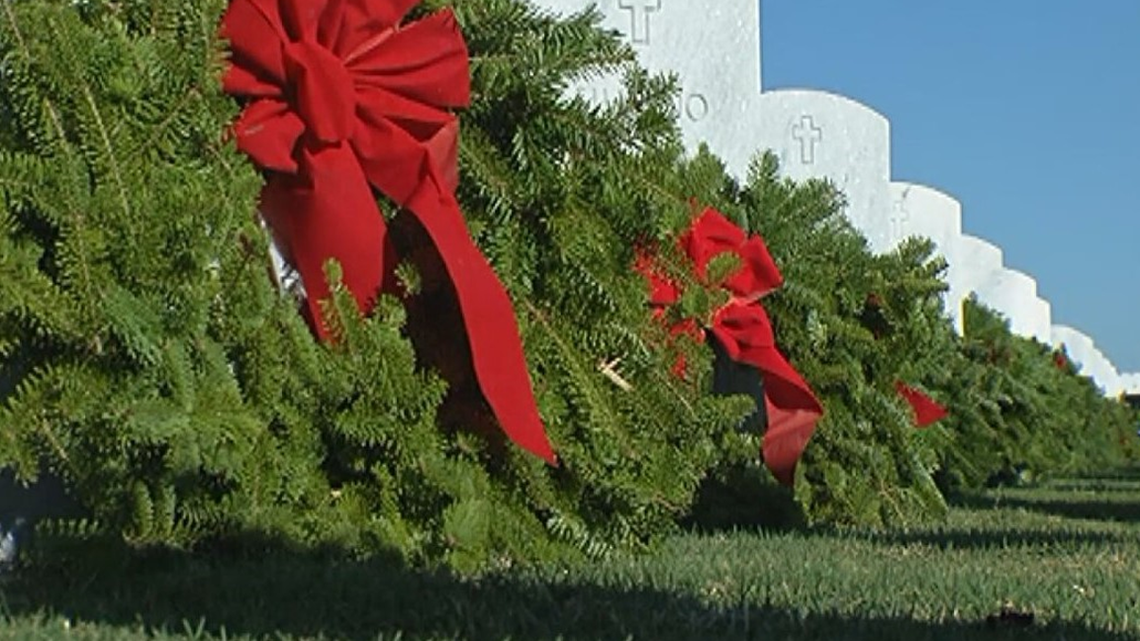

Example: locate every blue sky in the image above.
[760,1,1139,373]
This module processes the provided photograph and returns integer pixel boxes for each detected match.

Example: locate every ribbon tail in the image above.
[709,302,822,485]
[404,169,556,464]
[744,349,823,487]
[260,145,394,338]
[895,381,948,428]
[762,398,822,486]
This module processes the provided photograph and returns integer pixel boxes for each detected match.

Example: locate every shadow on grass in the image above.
[949,490,1140,525]
[0,538,1133,641]
[683,463,805,533]
[870,526,1135,551]
[1044,481,1140,494]
[1071,467,1140,481]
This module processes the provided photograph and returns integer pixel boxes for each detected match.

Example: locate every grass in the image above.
[2,471,1139,640]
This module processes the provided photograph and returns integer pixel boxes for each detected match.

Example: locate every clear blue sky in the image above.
[761,1,1139,373]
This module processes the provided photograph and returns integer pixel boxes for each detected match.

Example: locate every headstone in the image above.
[1052,325,1121,395]
[1031,297,1053,345]
[1105,368,1123,397]
[952,235,1003,324]
[744,91,893,252]
[529,0,761,166]
[527,1,923,261]
[1097,358,1121,396]
[974,268,1045,343]
[1052,326,1090,361]
[1120,373,1140,395]
[888,182,964,332]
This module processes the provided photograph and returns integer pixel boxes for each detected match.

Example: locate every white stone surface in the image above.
[1052,325,1123,395]
[1032,298,1053,345]
[744,91,894,252]
[953,238,1054,346]
[530,0,761,166]
[974,268,1047,343]
[1119,373,1140,395]
[887,182,964,330]
[1053,325,1096,375]
[973,268,1028,333]
[953,235,1003,323]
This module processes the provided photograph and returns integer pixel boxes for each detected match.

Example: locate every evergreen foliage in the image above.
[730,155,952,527]
[933,296,1138,491]
[1,0,1135,572]
[0,0,752,569]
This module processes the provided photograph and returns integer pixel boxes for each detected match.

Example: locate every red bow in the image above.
[636,206,823,486]
[894,381,947,427]
[1053,352,1069,371]
[222,0,555,463]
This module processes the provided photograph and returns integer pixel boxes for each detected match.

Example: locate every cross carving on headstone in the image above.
[619,0,662,45]
[890,195,911,242]
[791,115,822,164]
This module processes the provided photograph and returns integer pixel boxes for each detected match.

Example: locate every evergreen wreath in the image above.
[1,0,1135,571]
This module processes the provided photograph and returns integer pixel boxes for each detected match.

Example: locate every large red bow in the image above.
[636,206,823,486]
[894,381,947,428]
[222,0,555,463]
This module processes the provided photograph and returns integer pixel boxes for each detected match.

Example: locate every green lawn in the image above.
[2,471,1139,640]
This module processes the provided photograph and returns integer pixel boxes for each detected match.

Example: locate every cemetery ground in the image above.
[2,470,1139,641]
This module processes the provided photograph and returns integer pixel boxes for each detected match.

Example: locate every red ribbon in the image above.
[636,206,823,486]
[861,292,949,428]
[222,0,555,464]
[894,381,947,428]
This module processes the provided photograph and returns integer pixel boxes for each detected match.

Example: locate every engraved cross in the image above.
[890,195,911,241]
[792,115,822,164]
[619,0,662,45]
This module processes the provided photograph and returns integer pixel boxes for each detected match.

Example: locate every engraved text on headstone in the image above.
[619,0,662,45]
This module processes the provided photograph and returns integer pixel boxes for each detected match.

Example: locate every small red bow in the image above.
[894,381,947,427]
[1053,352,1069,371]
[222,0,555,463]
[636,206,823,486]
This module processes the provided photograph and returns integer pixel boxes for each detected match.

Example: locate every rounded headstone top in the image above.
[757,88,890,128]
[957,235,1004,267]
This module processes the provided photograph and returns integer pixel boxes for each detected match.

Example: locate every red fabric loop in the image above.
[680,207,783,301]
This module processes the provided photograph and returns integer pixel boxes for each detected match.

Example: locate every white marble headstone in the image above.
[1093,354,1122,397]
[1052,325,1122,395]
[953,235,1003,324]
[744,91,893,252]
[1052,325,1093,365]
[1119,373,1140,395]
[530,0,761,167]
[1031,297,1053,345]
[974,268,1045,344]
[888,182,964,331]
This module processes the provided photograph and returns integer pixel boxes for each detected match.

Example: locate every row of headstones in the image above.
[530,0,1138,396]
